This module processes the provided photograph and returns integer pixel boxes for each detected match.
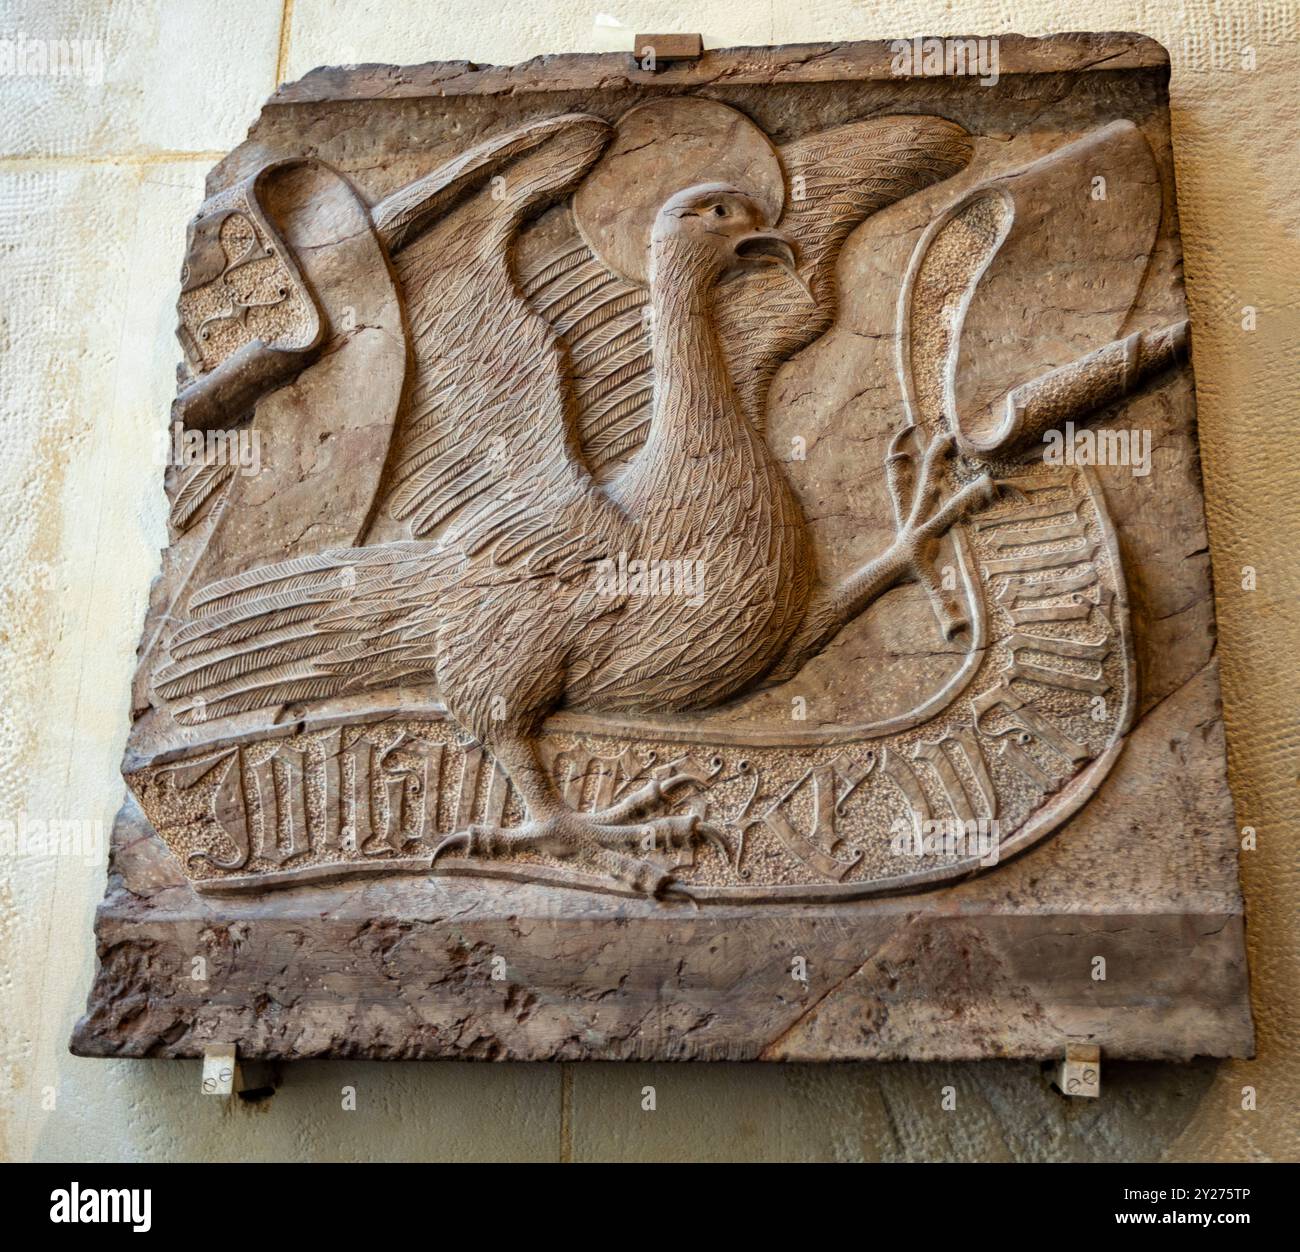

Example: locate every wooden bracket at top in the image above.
[633,34,703,68]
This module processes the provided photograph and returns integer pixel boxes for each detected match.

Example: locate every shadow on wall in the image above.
[38,1056,1221,1162]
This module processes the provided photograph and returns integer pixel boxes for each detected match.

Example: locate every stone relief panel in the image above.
[74,35,1252,1063]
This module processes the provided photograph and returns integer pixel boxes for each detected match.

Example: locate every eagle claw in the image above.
[428,785,730,896]
[886,426,999,637]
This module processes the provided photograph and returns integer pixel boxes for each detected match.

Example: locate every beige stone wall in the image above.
[1,0,1295,1162]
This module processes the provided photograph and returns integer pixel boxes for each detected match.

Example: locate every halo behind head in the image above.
[572,98,785,286]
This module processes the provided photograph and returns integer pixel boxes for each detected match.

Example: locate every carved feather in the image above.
[156,541,451,721]
[372,113,630,574]
[170,456,234,529]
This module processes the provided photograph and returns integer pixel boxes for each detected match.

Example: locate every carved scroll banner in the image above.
[75,35,1252,1063]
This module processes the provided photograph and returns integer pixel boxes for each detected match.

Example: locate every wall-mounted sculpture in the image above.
[75,35,1252,1063]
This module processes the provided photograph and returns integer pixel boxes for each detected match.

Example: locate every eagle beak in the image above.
[730,229,815,303]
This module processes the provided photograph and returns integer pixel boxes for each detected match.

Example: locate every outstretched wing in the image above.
[519,114,973,474]
[156,117,624,723]
[722,115,973,433]
[371,113,628,576]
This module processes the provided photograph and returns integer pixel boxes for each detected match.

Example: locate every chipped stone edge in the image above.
[267,32,1171,106]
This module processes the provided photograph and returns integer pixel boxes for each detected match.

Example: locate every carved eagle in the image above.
[156,106,984,893]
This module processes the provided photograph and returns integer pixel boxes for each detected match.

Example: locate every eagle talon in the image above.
[427,806,728,896]
[590,772,698,824]
[430,832,470,865]
[696,821,736,868]
[884,429,997,636]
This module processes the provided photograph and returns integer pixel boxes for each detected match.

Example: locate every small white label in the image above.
[201,1045,237,1096]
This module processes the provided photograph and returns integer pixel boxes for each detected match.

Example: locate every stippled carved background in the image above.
[0,0,1295,1162]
